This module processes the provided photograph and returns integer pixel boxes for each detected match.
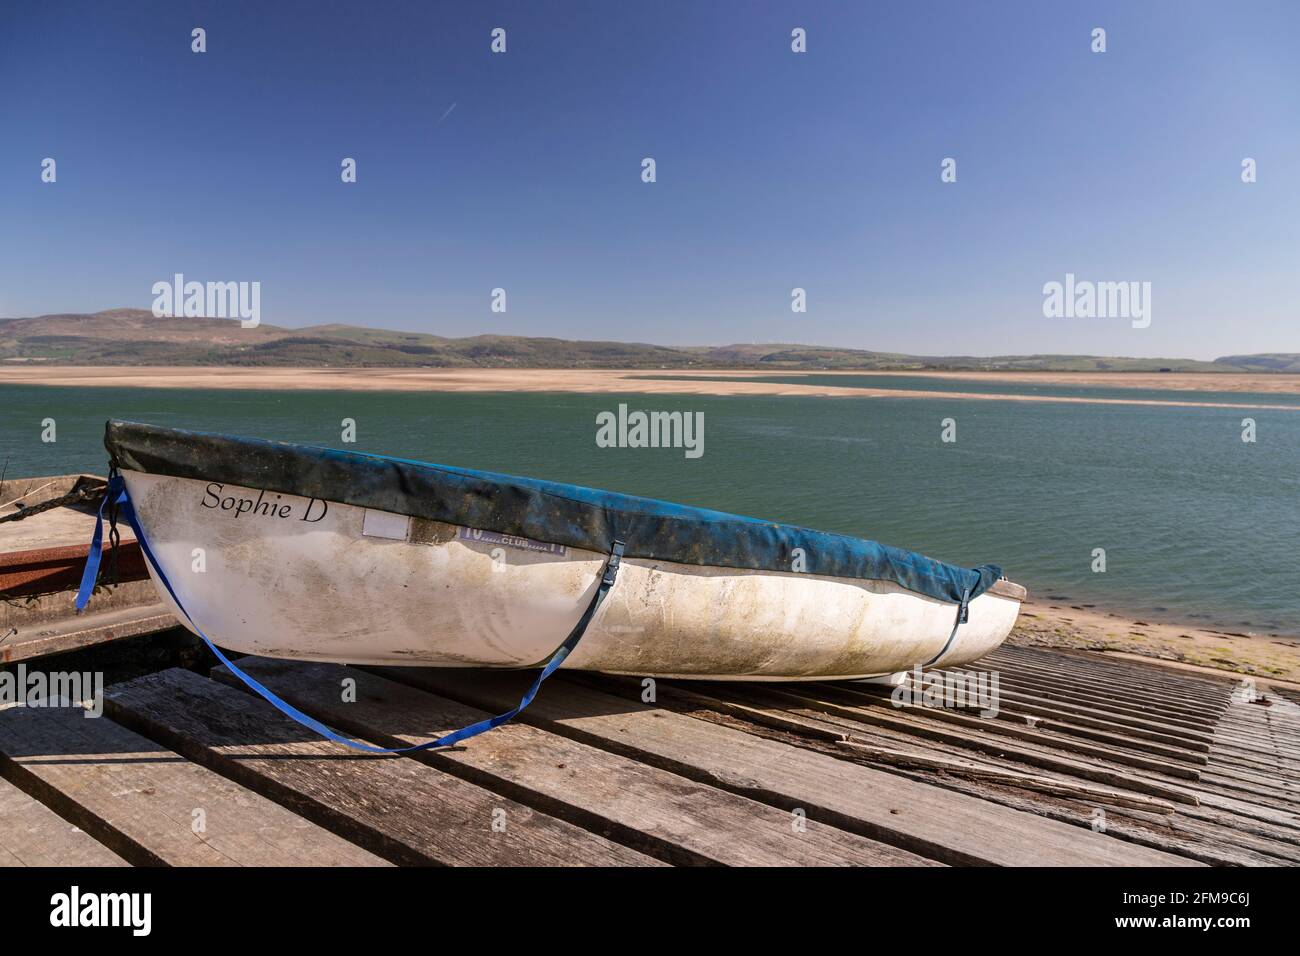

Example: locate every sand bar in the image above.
[3,366,1299,410]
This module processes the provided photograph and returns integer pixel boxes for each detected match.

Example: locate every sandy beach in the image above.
[796,368,1300,395]
[4,365,1300,410]
[1011,597,1300,686]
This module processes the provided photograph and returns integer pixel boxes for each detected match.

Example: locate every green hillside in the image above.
[0,309,1290,373]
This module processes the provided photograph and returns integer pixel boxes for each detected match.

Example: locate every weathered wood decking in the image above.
[1,474,176,663]
[1,645,1297,866]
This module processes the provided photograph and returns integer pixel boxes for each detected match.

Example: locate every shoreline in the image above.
[2,365,1300,410]
[658,367,1300,395]
[1010,596,1300,685]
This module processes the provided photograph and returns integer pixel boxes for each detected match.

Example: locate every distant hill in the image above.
[0,309,1289,373]
[1213,353,1300,373]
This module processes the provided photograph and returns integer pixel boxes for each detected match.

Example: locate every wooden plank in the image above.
[797,682,1207,775]
[1,577,157,631]
[654,693,1290,867]
[214,658,937,866]
[1201,749,1300,796]
[987,649,1230,707]
[1199,726,1300,775]
[966,702,1209,763]
[379,668,1201,867]
[973,668,1222,723]
[0,774,126,867]
[634,677,1197,806]
[1007,645,1232,687]
[673,685,1300,862]
[957,668,1222,731]
[104,669,659,867]
[996,645,1236,697]
[1206,702,1300,762]
[0,540,147,597]
[1202,731,1300,764]
[1205,746,1300,778]
[1199,769,1300,805]
[923,674,1217,743]
[1194,788,1300,832]
[1202,700,1300,805]
[0,477,129,554]
[0,702,388,866]
[0,605,176,664]
[741,682,1204,787]
[989,649,1231,702]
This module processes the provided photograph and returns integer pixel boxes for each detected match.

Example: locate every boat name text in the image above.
[202,483,328,522]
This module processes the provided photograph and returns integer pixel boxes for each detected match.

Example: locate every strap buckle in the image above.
[602,539,625,587]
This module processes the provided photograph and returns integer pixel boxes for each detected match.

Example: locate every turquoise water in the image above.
[629,373,1300,407]
[2,384,1296,636]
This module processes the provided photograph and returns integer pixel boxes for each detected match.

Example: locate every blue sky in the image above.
[1,0,1296,358]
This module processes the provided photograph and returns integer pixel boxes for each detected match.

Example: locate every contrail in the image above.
[435,102,457,127]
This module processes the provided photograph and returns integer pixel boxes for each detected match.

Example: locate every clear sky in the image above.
[2,0,1296,359]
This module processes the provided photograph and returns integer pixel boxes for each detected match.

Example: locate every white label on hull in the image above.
[358,508,567,556]
[361,510,412,540]
[456,527,568,556]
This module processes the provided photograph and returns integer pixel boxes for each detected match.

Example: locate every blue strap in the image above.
[76,475,625,754]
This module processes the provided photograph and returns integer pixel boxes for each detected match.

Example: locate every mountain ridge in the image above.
[2,309,1296,373]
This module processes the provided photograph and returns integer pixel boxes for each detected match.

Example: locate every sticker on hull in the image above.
[456,527,568,556]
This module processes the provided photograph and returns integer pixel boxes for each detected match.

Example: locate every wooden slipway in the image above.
[0,474,176,663]
[1,644,1297,866]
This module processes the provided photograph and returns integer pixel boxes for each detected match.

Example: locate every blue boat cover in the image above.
[103,420,1003,605]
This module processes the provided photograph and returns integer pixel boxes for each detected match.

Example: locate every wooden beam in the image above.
[104,669,659,867]
[0,774,125,867]
[377,668,1201,867]
[0,605,176,664]
[213,658,937,866]
[0,701,388,866]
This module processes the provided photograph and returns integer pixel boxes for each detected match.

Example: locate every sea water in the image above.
[2,383,1295,637]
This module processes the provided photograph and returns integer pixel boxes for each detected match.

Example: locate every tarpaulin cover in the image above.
[104,420,1004,604]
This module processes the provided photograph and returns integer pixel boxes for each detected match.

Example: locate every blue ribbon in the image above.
[76,474,624,753]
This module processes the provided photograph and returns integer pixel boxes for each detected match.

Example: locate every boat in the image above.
[84,420,1024,681]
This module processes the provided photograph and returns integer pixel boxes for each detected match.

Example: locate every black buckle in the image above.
[602,540,625,587]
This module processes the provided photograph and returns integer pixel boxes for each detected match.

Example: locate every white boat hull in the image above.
[124,471,1022,680]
